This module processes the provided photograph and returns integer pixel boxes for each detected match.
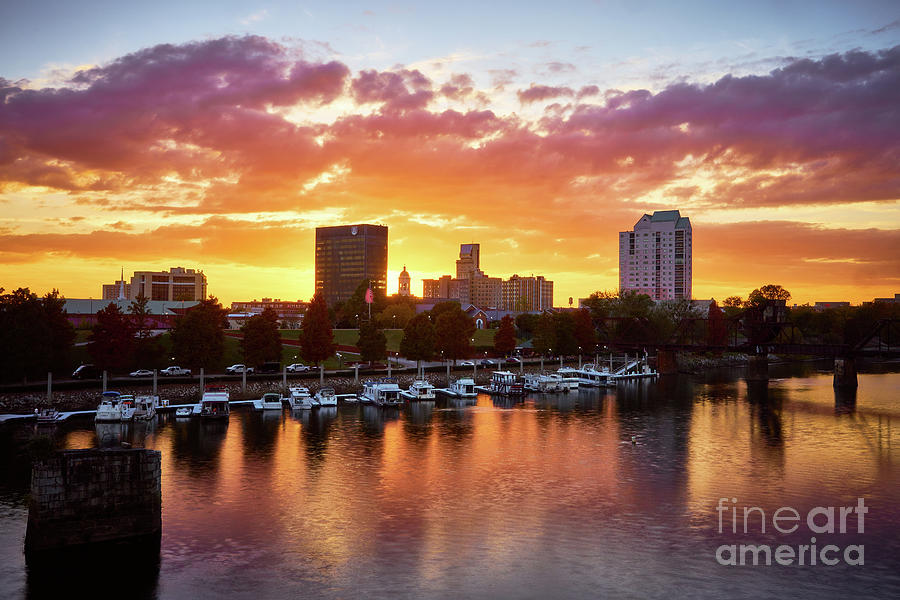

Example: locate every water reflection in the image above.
[0,367,898,599]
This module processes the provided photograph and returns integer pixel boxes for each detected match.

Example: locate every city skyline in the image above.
[2,2,899,306]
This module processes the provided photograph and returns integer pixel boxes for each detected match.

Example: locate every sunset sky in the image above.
[2,1,899,307]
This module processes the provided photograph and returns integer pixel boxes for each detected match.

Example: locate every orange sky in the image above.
[1,37,898,306]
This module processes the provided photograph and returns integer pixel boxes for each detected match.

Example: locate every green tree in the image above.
[170,297,229,371]
[89,303,136,372]
[128,293,152,339]
[128,292,165,369]
[707,299,728,347]
[429,300,462,323]
[553,312,578,356]
[532,313,557,356]
[400,313,436,372]
[358,321,388,363]
[241,307,282,367]
[0,287,75,382]
[515,313,540,339]
[42,290,76,376]
[493,315,517,356]
[573,308,597,354]
[336,279,387,327]
[748,284,792,306]
[376,302,415,329]
[434,305,475,363]
[299,293,335,366]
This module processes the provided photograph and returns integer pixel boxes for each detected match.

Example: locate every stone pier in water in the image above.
[25,448,161,557]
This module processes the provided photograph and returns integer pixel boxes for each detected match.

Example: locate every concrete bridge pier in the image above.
[747,354,769,382]
[657,350,678,375]
[833,357,858,389]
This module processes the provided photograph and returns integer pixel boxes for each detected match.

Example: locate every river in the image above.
[1,362,898,599]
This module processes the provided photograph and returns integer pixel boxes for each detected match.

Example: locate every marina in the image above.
[1,364,898,599]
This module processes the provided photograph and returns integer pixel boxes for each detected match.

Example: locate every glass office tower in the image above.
[315,224,388,306]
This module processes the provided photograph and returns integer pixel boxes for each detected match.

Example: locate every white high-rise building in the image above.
[619,210,692,300]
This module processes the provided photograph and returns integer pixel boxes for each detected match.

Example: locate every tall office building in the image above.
[315,224,388,306]
[618,210,692,300]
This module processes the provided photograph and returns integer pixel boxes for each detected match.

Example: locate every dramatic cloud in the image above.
[1,37,898,303]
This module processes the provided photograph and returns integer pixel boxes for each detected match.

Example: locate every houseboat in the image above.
[401,379,436,400]
[288,386,315,410]
[489,371,524,396]
[574,364,613,387]
[523,373,565,393]
[446,377,477,398]
[360,379,403,407]
[199,386,230,419]
[556,367,581,390]
[95,391,123,422]
[132,395,159,421]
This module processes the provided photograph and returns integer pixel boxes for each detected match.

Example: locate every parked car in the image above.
[508,357,522,364]
[286,363,311,372]
[129,369,155,377]
[160,366,191,376]
[226,364,254,374]
[460,360,475,366]
[72,364,101,379]
[479,359,495,367]
[257,362,281,374]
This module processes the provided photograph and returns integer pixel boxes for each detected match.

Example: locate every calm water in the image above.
[1,363,899,599]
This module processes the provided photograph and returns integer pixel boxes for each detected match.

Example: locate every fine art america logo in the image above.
[714,498,867,566]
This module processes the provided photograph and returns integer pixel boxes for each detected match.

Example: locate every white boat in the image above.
[118,395,137,421]
[199,386,230,419]
[556,367,580,390]
[288,386,315,410]
[360,379,403,406]
[95,391,123,422]
[448,377,478,398]
[254,392,284,411]
[574,364,613,387]
[523,373,566,393]
[401,379,435,400]
[489,371,524,395]
[314,387,338,406]
[36,408,62,425]
[174,407,192,418]
[133,395,159,421]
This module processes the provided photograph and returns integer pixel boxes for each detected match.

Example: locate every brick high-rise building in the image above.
[111,267,207,302]
[619,210,692,300]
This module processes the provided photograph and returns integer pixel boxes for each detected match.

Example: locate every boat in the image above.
[360,379,403,406]
[524,373,567,393]
[288,386,315,410]
[401,379,435,400]
[573,364,613,387]
[36,408,61,425]
[132,395,159,420]
[556,367,580,390]
[118,395,137,421]
[314,387,338,407]
[254,392,284,411]
[199,385,230,419]
[489,371,524,395]
[446,377,477,398]
[95,391,123,422]
[174,407,192,418]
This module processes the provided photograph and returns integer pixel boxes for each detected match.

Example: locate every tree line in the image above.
[2,282,897,382]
